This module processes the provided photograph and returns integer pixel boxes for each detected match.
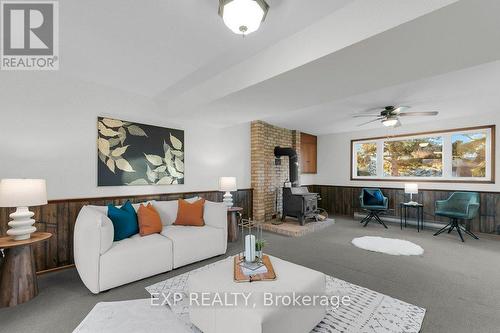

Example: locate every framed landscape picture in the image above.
[97,117,185,186]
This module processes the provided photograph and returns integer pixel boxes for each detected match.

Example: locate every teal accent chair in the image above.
[359,188,389,228]
[433,192,480,242]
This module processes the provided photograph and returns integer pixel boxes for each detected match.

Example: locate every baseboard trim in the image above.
[353,212,444,230]
[36,264,75,275]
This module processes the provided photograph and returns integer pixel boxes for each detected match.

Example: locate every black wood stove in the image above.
[282,187,319,225]
[274,146,319,225]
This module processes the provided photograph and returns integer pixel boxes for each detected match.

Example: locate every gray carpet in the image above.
[1,217,499,333]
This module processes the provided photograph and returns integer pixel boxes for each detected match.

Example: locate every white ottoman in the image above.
[188,256,326,333]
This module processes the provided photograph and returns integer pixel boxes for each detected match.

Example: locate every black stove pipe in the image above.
[274,146,299,187]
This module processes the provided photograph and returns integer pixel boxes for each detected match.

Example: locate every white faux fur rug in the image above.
[352,236,424,256]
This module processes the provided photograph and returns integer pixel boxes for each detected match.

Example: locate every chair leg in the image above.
[362,211,388,229]
[460,225,479,240]
[374,213,388,229]
[434,218,478,242]
[456,224,465,242]
[363,213,374,227]
[360,214,369,224]
[434,222,452,236]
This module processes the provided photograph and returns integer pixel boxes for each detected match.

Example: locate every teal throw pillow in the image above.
[107,200,139,241]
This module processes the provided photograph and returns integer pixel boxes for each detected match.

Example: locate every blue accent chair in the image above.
[433,192,480,242]
[359,188,389,228]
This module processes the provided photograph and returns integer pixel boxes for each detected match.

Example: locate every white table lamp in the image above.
[0,179,47,240]
[219,177,237,208]
[404,183,419,205]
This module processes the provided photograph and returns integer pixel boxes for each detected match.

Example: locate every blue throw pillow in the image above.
[107,200,139,241]
[374,190,384,204]
[364,190,384,206]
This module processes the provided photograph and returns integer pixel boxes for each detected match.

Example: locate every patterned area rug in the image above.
[146,257,426,333]
[73,299,192,333]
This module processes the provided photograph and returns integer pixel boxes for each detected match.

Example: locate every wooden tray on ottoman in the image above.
[234,255,277,282]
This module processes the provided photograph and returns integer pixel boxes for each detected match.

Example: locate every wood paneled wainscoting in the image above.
[309,185,500,235]
[0,189,253,273]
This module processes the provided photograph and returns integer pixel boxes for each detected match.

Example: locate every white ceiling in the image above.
[157,0,460,118]
[6,0,500,135]
[61,0,351,97]
[180,0,500,133]
[265,60,500,134]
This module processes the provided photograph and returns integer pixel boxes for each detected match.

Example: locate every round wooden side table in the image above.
[227,207,243,242]
[0,232,52,308]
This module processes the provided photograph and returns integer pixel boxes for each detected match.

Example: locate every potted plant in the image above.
[255,240,266,259]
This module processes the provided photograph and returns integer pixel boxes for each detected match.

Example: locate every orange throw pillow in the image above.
[137,203,163,236]
[173,198,205,226]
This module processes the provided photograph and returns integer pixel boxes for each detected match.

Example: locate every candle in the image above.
[245,234,256,262]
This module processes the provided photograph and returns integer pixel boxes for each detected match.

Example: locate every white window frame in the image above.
[351,125,495,183]
[351,140,378,178]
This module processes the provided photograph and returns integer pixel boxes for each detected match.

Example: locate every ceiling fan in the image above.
[353,106,439,127]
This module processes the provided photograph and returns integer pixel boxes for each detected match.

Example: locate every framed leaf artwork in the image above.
[97,117,185,186]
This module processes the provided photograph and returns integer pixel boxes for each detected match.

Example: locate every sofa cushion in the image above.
[174,199,205,226]
[137,203,162,236]
[99,214,115,254]
[152,200,177,226]
[132,201,154,212]
[87,205,108,215]
[87,201,155,215]
[162,225,225,268]
[203,200,227,230]
[99,234,173,291]
[152,197,200,226]
[107,201,139,241]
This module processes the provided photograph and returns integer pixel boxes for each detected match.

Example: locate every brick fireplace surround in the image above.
[251,121,301,222]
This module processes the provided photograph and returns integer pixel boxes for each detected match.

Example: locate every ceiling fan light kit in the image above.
[219,0,269,35]
[353,105,439,128]
[382,118,400,127]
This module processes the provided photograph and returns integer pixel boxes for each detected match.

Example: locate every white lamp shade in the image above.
[404,183,418,194]
[219,177,237,192]
[0,179,47,207]
[221,0,266,35]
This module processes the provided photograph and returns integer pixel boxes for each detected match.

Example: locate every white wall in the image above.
[312,111,500,192]
[300,174,316,186]
[0,74,250,200]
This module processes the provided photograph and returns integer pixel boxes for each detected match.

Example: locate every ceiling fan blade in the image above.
[394,106,410,114]
[357,118,383,127]
[352,114,382,118]
[399,111,439,117]
[358,106,384,113]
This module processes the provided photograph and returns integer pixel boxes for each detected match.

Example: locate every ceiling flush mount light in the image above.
[218,0,269,35]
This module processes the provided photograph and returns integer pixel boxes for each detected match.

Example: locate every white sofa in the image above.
[74,198,227,294]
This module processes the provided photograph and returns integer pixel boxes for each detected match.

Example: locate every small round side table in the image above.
[227,207,243,242]
[0,232,52,308]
